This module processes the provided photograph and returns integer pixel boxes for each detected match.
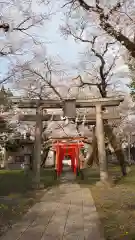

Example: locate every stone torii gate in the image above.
[11,96,124,186]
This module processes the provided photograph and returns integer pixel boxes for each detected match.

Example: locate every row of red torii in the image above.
[11,96,124,183]
[52,137,85,176]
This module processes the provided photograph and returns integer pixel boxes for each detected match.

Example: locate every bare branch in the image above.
[26,68,63,101]
[0,74,14,85]
[54,123,69,137]
[67,0,135,58]
[23,84,52,99]
[62,0,76,8]
[17,30,41,45]
[72,74,99,87]
[15,16,32,29]
[75,0,97,12]
[61,24,116,83]
[116,10,135,23]
[104,54,118,79]
[61,23,91,43]
[103,41,117,56]
[109,1,122,15]
[71,36,117,97]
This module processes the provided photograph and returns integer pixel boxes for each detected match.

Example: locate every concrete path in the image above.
[0,183,104,240]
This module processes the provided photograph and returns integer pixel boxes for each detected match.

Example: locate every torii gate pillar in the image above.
[33,106,43,187]
[96,104,108,182]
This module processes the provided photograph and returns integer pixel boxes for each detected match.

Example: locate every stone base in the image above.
[96,177,115,188]
[127,166,131,173]
[32,182,45,190]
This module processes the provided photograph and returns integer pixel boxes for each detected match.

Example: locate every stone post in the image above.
[33,105,43,188]
[45,150,54,166]
[3,147,8,169]
[24,154,30,171]
[96,104,108,182]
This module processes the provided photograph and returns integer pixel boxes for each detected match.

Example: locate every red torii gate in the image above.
[52,137,85,177]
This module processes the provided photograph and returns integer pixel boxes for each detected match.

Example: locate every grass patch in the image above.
[87,165,135,240]
[77,164,125,186]
[0,170,32,196]
[40,168,59,188]
[0,168,58,236]
[77,167,100,185]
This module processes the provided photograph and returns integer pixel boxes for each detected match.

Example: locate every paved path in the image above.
[0,183,104,240]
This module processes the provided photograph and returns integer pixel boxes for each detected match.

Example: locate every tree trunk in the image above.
[104,124,127,176]
[86,133,99,166]
[86,125,127,176]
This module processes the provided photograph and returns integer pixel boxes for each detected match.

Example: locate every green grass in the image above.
[0,170,32,196]
[77,167,100,185]
[81,165,135,240]
[0,168,58,196]
[0,168,58,236]
[77,164,126,186]
[40,168,59,188]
